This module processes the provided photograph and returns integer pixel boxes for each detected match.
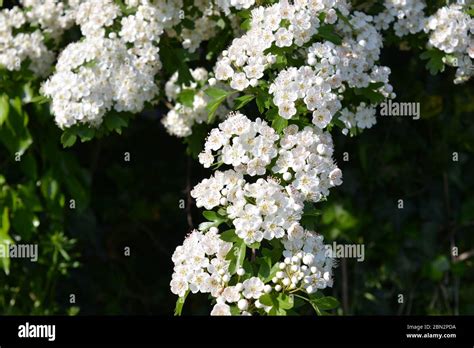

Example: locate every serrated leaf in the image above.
[276,293,294,310]
[234,94,255,110]
[312,296,340,310]
[420,49,445,75]
[105,114,128,133]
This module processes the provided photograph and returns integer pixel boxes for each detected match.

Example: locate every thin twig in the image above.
[185,156,194,231]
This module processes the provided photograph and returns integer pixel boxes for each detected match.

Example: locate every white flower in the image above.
[275,27,293,47]
[170,278,188,297]
[230,72,250,91]
[210,303,232,316]
[242,277,265,299]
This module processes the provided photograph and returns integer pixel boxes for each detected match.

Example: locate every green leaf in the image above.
[177,89,195,108]
[271,114,288,133]
[0,93,9,126]
[205,87,229,100]
[220,229,239,243]
[61,130,77,148]
[420,49,445,75]
[317,25,342,45]
[312,296,340,311]
[259,293,273,307]
[227,241,246,275]
[234,94,255,110]
[276,293,294,310]
[206,97,227,124]
[181,18,195,29]
[0,207,13,275]
[241,18,251,30]
[76,126,95,142]
[258,256,272,280]
[256,93,267,113]
[104,114,128,134]
[264,262,280,282]
[0,96,32,155]
[204,86,231,123]
[174,290,189,316]
[202,210,223,222]
[354,83,386,104]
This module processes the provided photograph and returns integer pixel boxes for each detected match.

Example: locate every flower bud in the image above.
[238,299,248,311]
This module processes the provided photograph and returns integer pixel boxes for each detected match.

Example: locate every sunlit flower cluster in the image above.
[272,124,342,202]
[374,0,426,37]
[0,7,56,76]
[191,169,304,245]
[42,0,182,128]
[162,68,234,137]
[273,227,334,294]
[19,0,76,37]
[170,228,277,316]
[167,0,241,53]
[338,102,378,135]
[199,112,279,175]
[170,228,233,298]
[214,0,351,90]
[424,4,474,84]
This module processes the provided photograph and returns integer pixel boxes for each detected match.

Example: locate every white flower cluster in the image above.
[374,0,426,37]
[234,7,393,130]
[191,169,304,245]
[170,228,273,316]
[198,113,342,202]
[0,7,56,76]
[272,226,334,294]
[214,0,351,91]
[272,124,342,202]
[170,228,232,298]
[167,0,240,53]
[162,68,234,137]
[199,112,279,175]
[42,0,183,128]
[339,103,377,135]
[425,5,474,84]
[19,0,76,37]
[269,66,341,124]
